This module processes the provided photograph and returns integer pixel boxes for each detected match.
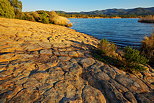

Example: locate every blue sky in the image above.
[21,0,154,12]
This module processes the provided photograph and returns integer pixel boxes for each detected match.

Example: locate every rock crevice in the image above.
[0,18,153,103]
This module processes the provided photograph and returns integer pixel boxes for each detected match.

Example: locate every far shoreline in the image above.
[68,17,139,19]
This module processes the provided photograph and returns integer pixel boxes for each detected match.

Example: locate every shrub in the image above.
[31,12,40,22]
[126,63,146,72]
[124,46,149,65]
[22,12,35,21]
[123,46,149,72]
[98,39,117,57]
[34,10,72,27]
[48,11,72,27]
[49,15,72,27]
[15,10,23,19]
[141,34,154,65]
[96,39,149,72]
[41,16,49,24]
[48,11,58,17]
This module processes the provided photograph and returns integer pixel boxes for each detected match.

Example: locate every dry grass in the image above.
[50,16,72,27]
[49,11,72,27]
[141,33,154,65]
[98,39,117,57]
[139,15,154,23]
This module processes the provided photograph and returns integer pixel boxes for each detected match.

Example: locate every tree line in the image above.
[57,13,141,18]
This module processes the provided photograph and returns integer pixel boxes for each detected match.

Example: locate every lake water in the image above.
[69,18,154,47]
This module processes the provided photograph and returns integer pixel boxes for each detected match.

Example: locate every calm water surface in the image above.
[69,18,154,47]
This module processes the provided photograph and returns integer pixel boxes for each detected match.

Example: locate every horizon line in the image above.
[22,6,154,12]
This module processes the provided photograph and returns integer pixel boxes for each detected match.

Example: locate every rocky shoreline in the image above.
[0,18,154,103]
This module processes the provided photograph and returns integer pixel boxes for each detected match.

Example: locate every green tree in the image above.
[8,0,22,18]
[0,0,15,18]
[9,0,22,12]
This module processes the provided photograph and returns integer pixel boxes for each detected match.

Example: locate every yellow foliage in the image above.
[49,11,72,27]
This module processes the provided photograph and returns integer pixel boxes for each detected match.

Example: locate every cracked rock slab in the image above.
[0,18,153,103]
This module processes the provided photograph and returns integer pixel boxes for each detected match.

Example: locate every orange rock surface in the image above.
[0,18,153,103]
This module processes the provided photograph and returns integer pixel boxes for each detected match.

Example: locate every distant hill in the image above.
[57,7,154,15]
